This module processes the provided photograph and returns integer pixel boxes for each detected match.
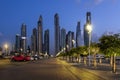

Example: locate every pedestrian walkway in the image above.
[59,58,120,80]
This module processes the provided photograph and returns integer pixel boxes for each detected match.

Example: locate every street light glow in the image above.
[4,44,8,49]
[86,24,92,33]
[72,40,75,44]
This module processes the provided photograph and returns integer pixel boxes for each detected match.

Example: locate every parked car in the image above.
[11,55,31,61]
[24,55,31,61]
[32,55,40,60]
[32,54,44,60]
[11,55,24,61]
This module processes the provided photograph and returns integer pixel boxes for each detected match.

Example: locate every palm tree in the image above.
[90,43,100,68]
[75,47,81,63]
[99,35,120,73]
[77,46,88,66]
[69,48,77,62]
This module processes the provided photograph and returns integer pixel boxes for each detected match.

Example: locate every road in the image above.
[0,58,108,80]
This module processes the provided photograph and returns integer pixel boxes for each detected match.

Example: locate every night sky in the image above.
[0,0,120,54]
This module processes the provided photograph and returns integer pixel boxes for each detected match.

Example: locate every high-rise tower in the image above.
[31,28,37,55]
[86,12,91,24]
[54,13,60,55]
[76,21,81,47]
[44,29,49,55]
[66,31,74,51]
[60,28,66,51]
[21,23,27,53]
[15,34,21,52]
[38,15,43,55]
[84,12,92,46]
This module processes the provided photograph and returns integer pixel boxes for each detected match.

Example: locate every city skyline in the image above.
[0,0,120,54]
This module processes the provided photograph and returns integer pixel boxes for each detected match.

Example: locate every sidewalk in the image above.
[60,59,120,80]
[77,63,120,80]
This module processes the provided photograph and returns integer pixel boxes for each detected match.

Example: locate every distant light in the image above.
[21,37,26,39]
[86,24,92,33]
[4,44,8,49]
[72,40,75,44]
[16,34,20,36]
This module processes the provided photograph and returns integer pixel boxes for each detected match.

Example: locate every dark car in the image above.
[32,54,41,60]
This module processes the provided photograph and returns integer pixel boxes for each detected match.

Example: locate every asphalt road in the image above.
[0,58,106,80]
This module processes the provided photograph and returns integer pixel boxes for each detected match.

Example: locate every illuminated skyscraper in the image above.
[21,23,27,53]
[31,28,37,54]
[84,12,92,46]
[15,34,21,52]
[44,29,49,55]
[66,31,74,51]
[38,15,43,55]
[54,13,60,55]
[60,28,66,51]
[76,21,81,47]
[71,32,75,48]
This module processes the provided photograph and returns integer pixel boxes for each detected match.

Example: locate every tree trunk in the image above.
[84,56,87,66]
[78,54,81,63]
[110,55,113,67]
[94,54,97,68]
[112,54,116,73]
[99,58,102,64]
[69,56,70,62]
[72,56,74,62]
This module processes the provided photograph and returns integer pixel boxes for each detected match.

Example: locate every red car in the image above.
[24,56,31,61]
[11,55,25,61]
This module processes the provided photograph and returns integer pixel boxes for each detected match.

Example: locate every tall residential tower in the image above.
[60,28,66,51]
[44,29,50,55]
[38,15,43,55]
[76,21,81,47]
[54,13,60,55]
[66,31,74,51]
[84,12,92,46]
[15,34,21,52]
[31,28,37,55]
[21,23,27,53]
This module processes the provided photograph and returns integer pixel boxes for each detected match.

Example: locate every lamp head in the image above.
[86,24,92,33]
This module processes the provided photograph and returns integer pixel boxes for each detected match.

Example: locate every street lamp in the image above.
[4,44,8,56]
[72,40,75,48]
[86,24,92,66]
[63,48,66,53]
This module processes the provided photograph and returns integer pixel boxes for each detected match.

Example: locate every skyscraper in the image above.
[21,23,27,53]
[76,21,81,47]
[38,15,43,55]
[15,34,21,52]
[72,32,75,48]
[60,28,66,51]
[84,12,92,46]
[44,29,49,55]
[66,31,74,51]
[31,28,37,55]
[54,13,60,55]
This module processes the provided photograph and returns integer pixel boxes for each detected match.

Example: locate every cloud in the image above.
[94,0,117,4]
[76,0,81,3]
[111,0,118,4]
[94,0,104,5]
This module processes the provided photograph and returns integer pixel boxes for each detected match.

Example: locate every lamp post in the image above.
[86,24,92,66]
[63,48,66,53]
[4,44,8,56]
[72,40,75,48]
